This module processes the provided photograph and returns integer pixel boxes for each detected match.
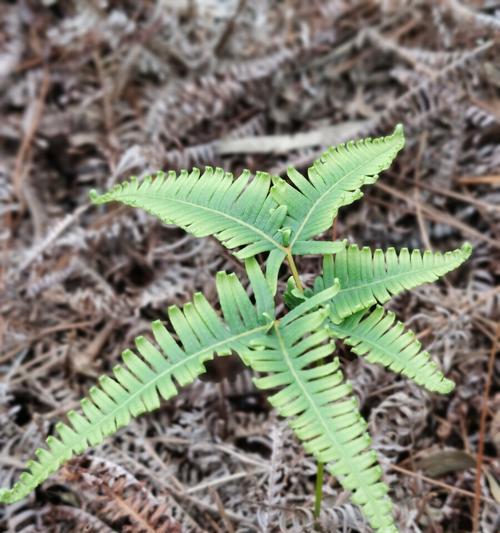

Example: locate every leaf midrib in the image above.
[94,324,270,430]
[111,192,287,253]
[335,257,462,297]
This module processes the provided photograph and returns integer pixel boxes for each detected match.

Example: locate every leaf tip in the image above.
[89,189,101,203]
[438,378,456,394]
[393,123,404,137]
[461,241,473,258]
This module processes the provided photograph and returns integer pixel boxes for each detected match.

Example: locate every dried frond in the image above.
[366,29,469,70]
[43,505,116,533]
[0,5,23,85]
[257,423,286,532]
[370,385,430,461]
[444,0,500,35]
[62,456,181,533]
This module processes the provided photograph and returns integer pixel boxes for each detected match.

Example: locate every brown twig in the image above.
[12,68,50,203]
[471,323,499,532]
[387,463,497,506]
[457,175,500,186]
[401,176,500,213]
[209,487,235,533]
[412,131,432,250]
[375,181,500,250]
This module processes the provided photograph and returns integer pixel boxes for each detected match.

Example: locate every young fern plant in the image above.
[1,125,472,533]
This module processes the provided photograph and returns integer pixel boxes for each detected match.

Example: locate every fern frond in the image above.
[90,167,288,259]
[0,260,273,504]
[271,125,405,250]
[330,306,455,393]
[315,242,472,323]
[250,310,396,533]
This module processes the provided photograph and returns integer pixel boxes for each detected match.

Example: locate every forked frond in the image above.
[90,167,288,259]
[314,242,472,323]
[250,307,397,533]
[330,306,455,393]
[0,260,274,504]
[271,125,405,250]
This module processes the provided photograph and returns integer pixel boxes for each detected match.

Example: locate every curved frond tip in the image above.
[271,124,405,250]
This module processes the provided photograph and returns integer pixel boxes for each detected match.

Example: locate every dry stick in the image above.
[387,463,497,506]
[457,175,500,186]
[472,324,499,533]
[375,181,500,250]
[93,51,120,169]
[12,67,50,203]
[186,470,267,495]
[401,176,500,213]
[208,486,236,533]
[412,131,432,250]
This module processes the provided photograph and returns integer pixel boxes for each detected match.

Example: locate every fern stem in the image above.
[314,461,324,520]
[287,247,326,520]
[285,249,304,293]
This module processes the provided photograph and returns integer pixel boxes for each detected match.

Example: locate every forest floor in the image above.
[1,1,499,532]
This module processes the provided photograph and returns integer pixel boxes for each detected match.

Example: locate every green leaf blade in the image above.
[90,166,287,259]
[330,307,455,394]
[250,312,397,532]
[0,265,275,504]
[318,242,472,322]
[271,125,405,249]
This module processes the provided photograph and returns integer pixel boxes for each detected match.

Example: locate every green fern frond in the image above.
[2,123,474,533]
[271,125,405,251]
[250,309,397,533]
[330,306,454,393]
[90,167,288,259]
[315,242,472,323]
[0,260,273,504]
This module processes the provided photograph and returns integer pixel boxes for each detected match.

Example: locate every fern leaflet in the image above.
[330,306,454,393]
[250,308,397,532]
[271,124,405,251]
[0,260,273,504]
[90,167,288,259]
[314,242,472,322]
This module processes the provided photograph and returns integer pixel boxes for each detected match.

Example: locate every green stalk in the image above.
[314,461,324,520]
[285,249,304,293]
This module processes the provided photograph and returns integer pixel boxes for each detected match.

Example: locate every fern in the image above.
[0,259,273,504]
[250,308,396,532]
[313,242,472,323]
[1,125,472,533]
[271,124,405,250]
[90,167,288,259]
[329,306,454,393]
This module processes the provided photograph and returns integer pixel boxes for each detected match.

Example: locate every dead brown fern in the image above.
[62,456,181,533]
